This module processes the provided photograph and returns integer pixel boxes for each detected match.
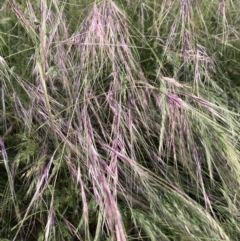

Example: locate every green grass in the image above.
[0,0,240,240]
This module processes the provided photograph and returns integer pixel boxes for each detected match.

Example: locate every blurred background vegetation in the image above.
[0,0,240,240]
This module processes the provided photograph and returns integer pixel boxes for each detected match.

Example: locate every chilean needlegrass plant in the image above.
[0,0,240,240]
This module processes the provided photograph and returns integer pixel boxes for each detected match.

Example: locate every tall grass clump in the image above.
[0,0,240,240]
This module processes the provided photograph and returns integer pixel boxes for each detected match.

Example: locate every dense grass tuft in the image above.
[0,0,240,240]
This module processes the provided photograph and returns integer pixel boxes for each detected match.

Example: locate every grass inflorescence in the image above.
[0,0,240,240]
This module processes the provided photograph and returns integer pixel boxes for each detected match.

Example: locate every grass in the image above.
[0,0,240,240]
